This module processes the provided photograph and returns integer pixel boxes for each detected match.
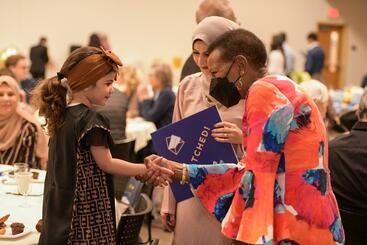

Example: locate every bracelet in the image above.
[180,164,189,185]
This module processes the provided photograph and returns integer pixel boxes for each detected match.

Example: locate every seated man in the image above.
[329,88,367,244]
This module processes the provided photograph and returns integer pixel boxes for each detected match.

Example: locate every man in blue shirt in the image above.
[305,32,325,79]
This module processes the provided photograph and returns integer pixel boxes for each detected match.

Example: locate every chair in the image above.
[116,193,159,245]
[141,183,155,243]
[110,138,136,200]
[339,208,367,245]
[111,138,136,162]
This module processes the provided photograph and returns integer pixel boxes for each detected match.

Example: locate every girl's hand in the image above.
[211,121,242,144]
[136,155,173,186]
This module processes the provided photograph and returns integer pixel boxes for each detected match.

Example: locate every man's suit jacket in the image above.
[305,45,325,75]
[329,121,367,214]
[30,45,48,76]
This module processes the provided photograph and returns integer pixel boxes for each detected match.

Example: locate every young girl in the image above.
[32,47,172,245]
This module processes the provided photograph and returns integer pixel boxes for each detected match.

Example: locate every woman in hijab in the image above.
[0,75,48,169]
[161,16,243,245]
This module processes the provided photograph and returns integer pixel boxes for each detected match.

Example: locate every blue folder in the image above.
[151,106,238,202]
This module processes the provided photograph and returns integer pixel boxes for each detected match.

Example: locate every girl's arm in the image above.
[90,146,173,184]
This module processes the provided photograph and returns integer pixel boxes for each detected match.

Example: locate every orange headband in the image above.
[66,48,123,92]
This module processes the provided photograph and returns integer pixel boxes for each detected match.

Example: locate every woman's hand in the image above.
[136,84,150,101]
[211,121,242,144]
[139,155,186,184]
[136,155,174,186]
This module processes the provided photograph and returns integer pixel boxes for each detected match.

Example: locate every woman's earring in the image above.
[237,74,244,87]
[240,79,244,87]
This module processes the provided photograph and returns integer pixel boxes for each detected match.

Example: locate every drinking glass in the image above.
[13,163,32,207]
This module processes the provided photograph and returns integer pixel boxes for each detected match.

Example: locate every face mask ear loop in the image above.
[234,55,248,87]
[224,59,236,78]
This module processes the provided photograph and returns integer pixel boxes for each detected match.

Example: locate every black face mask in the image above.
[209,60,242,108]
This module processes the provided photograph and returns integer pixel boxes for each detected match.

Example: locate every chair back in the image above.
[339,208,367,245]
[116,193,153,245]
[110,138,136,200]
[111,138,136,162]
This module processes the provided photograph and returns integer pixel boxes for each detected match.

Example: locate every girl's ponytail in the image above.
[32,76,68,137]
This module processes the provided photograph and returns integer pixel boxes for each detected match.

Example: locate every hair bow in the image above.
[100,47,123,67]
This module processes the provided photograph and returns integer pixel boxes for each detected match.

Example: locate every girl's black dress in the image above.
[39,104,116,245]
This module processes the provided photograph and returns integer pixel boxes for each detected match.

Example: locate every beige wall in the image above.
[1,0,365,86]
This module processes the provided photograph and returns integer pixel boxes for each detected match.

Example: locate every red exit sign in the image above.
[328,7,340,19]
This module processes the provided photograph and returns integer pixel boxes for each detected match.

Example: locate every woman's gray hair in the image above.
[151,62,173,87]
[299,79,329,104]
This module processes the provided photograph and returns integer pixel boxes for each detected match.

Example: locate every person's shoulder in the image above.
[312,45,324,54]
[31,45,42,51]
[161,86,173,92]
[179,72,202,89]
[248,76,294,105]
[247,79,276,106]
[72,105,111,137]
[250,76,279,92]
[329,132,352,149]
[160,87,176,98]
[21,119,38,132]
[85,108,110,128]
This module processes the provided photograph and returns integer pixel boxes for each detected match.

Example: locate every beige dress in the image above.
[161,72,245,245]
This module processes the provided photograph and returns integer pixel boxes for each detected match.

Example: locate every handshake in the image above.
[136,155,188,187]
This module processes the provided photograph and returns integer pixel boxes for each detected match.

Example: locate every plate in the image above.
[0,165,13,176]
[0,227,31,239]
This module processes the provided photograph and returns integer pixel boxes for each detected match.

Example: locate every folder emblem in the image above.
[166,135,185,155]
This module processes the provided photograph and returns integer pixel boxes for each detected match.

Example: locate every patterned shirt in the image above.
[186,75,344,244]
[0,120,40,168]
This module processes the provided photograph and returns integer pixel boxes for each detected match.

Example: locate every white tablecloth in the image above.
[0,166,132,244]
[126,118,157,152]
[0,166,44,245]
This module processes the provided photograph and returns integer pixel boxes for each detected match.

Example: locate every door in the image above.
[318,23,344,89]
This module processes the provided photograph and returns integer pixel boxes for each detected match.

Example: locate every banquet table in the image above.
[0,165,131,245]
[0,165,44,245]
[126,117,157,152]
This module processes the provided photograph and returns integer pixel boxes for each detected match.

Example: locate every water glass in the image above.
[13,163,32,207]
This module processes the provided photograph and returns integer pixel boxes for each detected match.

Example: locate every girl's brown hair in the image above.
[31,47,105,137]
